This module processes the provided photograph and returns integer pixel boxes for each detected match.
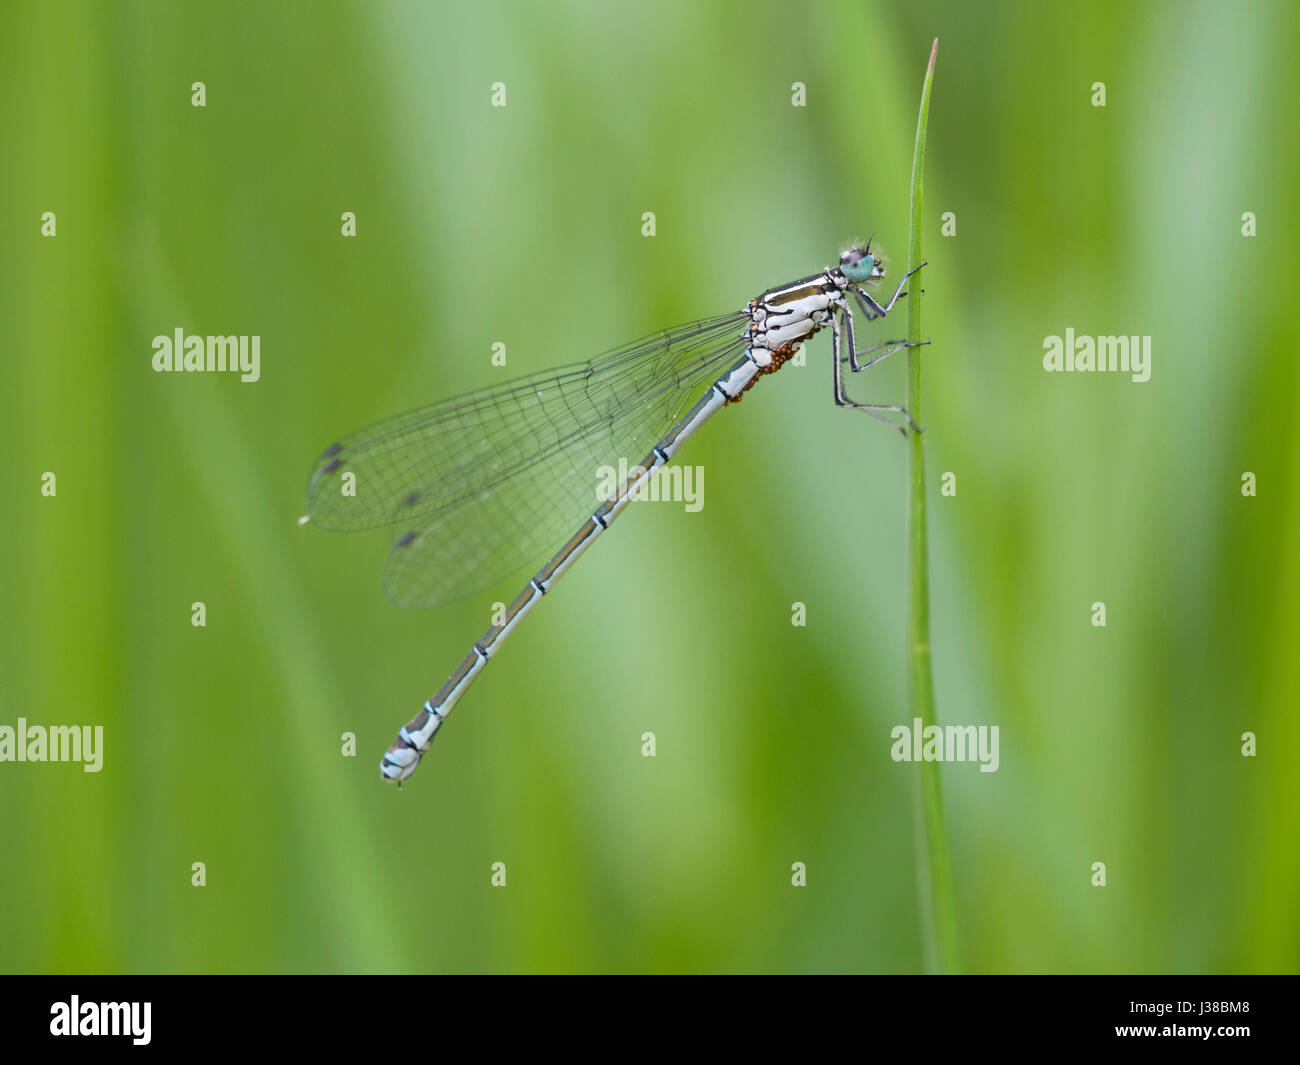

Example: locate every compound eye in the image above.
[839,248,876,283]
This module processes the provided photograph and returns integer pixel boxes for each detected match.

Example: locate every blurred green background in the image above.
[1,0,1296,974]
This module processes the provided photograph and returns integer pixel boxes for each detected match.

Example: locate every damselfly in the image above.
[304,243,926,783]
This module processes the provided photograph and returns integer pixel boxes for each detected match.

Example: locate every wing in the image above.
[306,312,750,606]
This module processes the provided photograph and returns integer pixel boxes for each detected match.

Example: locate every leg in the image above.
[831,305,919,436]
[841,336,931,373]
[853,260,927,320]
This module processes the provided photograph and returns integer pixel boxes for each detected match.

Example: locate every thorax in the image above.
[746,270,846,364]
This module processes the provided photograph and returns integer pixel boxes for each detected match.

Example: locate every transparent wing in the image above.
[306,312,750,606]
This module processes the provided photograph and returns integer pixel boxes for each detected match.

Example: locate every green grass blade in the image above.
[906,37,961,975]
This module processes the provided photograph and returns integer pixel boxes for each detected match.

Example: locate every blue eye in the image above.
[841,254,876,283]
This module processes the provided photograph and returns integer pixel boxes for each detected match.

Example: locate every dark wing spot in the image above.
[322,443,343,458]
[400,492,421,508]
[323,459,344,473]
[397,531,417,548]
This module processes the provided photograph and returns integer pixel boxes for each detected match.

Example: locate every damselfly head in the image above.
[838,244,886,285]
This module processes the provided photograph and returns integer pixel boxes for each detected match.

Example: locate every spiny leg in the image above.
[841,336,932,373]
[853,260,927,320]
[853,287,900,322]
[831,304,919,436]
